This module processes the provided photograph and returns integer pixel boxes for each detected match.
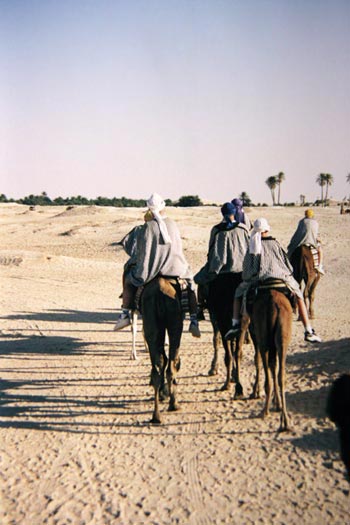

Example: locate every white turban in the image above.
[147,193,171,244]
[249,218,270,254]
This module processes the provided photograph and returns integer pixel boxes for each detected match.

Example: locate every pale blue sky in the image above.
[1,0,349,203]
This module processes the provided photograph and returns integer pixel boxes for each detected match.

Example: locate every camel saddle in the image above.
[135,276,188,314]
[246,278,296,312]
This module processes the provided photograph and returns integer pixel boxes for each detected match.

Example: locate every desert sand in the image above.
[0,203,349,525]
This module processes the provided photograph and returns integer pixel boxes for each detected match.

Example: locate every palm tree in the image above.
[265,176,277,205]
[316,173,326,205]
[276,172,285,205]
[324,173,333,204]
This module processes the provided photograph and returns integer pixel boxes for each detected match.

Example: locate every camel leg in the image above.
[167,356,181,412]
[208,324,220,376]
[233,334,244,399]
[308,276,319,319]
[220,338,233,391]
[278,355,290,432]
[159,352,169,401]
[166,308,182,412]
[251,344,261,399]
[271,356,282,412]
[148,334,167,424]
[150,365,162,424]
[303,282,311,320]
[248,325,261,399]
[260,349,273,419]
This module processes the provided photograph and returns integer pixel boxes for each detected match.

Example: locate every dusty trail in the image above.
[0,204,349,524]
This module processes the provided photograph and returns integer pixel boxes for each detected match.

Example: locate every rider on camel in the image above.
[225,218,322,343]
[114,193,201,337]
[287,209,324,275]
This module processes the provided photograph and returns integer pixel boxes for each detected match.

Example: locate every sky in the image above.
[1,0,349,204]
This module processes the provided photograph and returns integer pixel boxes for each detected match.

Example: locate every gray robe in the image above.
[241,237,302,298]
[287,218,319,258]
[129,217,192,287]
[194,223,249,285]
[208,224,250,275]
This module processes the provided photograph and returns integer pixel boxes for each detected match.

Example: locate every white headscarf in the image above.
[147,192,171,244]
[249,218,270,254]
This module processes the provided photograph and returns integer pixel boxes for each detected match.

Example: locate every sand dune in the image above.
[0,204,349,524]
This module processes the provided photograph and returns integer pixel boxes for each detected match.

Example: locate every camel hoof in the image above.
[234,392,244,401]
[208,367,218,376]
[151,415,162,425]
[278,426,289,433]
[249,392,261,400]
[260,409,269,420]
[168,403,180,412]
[159,386,169,401]
[220,383,231,392]
[234,384,244,398]
[279,415,291,432]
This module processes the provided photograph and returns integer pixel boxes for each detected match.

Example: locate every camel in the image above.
[327,374,350,479]
[207,273,247,398]
[249,282,293,431]
[289,245,320,319]
[141,276,183,424]
[198,283,256,385]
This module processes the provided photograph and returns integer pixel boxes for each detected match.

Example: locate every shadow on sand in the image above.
[1,308,119,325]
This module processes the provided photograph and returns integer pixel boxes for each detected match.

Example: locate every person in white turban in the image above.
[114,193,201,337]
[225,218,321,343]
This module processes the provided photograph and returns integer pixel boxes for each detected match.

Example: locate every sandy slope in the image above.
[0,204,349,525]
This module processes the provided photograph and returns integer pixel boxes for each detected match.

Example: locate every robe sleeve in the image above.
[208,231,228,275]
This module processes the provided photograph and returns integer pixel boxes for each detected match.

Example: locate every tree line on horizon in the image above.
[0,192,206,208]
[0,191,268,207]
[1,173,349,208]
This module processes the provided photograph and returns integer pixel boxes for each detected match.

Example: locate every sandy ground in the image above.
[0,203,349,525]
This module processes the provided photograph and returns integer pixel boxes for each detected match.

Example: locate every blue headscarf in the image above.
[231,198,245,224]
[221,202,236,229]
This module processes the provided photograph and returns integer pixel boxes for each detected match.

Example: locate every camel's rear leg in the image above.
[260,349,273,419]
[233,333,244,399]
[149,338,167,424]
[278,355,290,431]
[220,338,233,391]
[208,325,220,376]
[150,367,162,424]
[250,345,262,399]
[307,277,319,320]
[167,357,181,412]
[271,354,282,412]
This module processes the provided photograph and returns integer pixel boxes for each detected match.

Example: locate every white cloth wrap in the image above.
[249,218,270,255]
[147,193,171,244]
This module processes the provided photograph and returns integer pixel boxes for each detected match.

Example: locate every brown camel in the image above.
[207,273,247,397]
[289,245,320,319]
[141,276,183,424]
[249,283,293,431]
